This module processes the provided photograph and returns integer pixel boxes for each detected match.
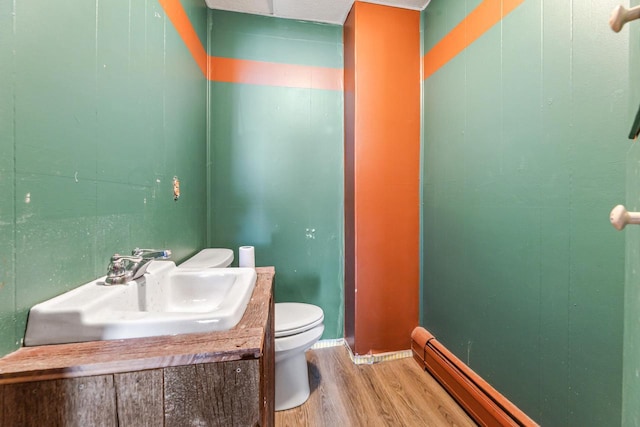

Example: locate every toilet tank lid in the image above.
[179,248,234,268]
[275,303,324,337]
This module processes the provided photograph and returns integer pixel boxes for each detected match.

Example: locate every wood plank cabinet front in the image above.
[0,268,275,427]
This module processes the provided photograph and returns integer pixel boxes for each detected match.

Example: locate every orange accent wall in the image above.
[423,0,525,80]
[344,1,420,354]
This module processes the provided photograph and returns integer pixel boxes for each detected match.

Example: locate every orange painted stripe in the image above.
[157,0,208,76]
[423,0,525,80]
[208,56,343,91]
[157,0,342,90]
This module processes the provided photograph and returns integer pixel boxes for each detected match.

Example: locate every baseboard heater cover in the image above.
[411,327,539,427]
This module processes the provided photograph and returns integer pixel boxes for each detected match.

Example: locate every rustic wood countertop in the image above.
[0,267,275,385]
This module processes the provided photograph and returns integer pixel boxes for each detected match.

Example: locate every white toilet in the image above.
[178,248,234,269]
[180,249,324,411]
[274,302,324,411]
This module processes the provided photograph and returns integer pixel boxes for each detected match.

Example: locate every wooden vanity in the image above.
[0,267,275,427]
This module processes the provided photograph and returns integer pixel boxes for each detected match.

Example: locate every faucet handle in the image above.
[132,248,172,259]
[112,253,141,262]
[107,255,127,278]
[106,254,142,285]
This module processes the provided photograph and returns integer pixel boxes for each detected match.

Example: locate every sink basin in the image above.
[24,261,257,346]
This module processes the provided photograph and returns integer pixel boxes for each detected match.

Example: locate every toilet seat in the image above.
[275,303,324,338]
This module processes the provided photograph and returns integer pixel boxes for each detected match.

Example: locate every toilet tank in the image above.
[179,249,234,268]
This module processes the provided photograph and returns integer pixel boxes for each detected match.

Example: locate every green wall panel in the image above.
[538,1,573,422]
[0,0,14,175]
[14,0,97,181]
[14,175,98,337]
[0,174,16,356]
[0,0,17,355]
[209,81,344,339]
[624,2,640,426]
[209,10,343,68]
[624,152,640,427]
[422,0,627,425]
[0,0,208,355]
[208,10,344,340]
[568,1,626,424]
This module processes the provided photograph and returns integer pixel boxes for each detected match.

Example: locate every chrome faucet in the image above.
[105,248,171,285]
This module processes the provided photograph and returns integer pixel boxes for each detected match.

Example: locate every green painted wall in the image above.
[0,0,16,359]
[0,0,208,357]
[207,11,344,339]
[422,1,627,425]
[624,2,640,426]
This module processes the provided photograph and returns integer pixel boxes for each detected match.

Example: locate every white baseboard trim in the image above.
[311,338,345,349]
[311,338,412,365]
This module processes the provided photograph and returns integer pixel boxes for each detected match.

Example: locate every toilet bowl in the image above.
[274,302,324,411]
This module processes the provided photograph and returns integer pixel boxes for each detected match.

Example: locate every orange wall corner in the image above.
[345,1,421,355]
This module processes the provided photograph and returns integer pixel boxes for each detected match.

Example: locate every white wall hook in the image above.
[610,204,640,230]
[609,5,640,32]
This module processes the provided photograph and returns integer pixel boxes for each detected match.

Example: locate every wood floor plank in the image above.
[305,351,352,426]
[370,357,475,426]
[275,345,476,427]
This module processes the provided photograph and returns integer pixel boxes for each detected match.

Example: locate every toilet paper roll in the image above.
[239,246,255,268]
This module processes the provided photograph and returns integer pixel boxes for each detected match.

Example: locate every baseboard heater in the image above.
[411,327,539,427]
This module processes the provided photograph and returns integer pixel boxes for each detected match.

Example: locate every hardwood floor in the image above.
[275,345,477,427]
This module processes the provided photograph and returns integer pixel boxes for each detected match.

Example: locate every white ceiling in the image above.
[205,0,431,25]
